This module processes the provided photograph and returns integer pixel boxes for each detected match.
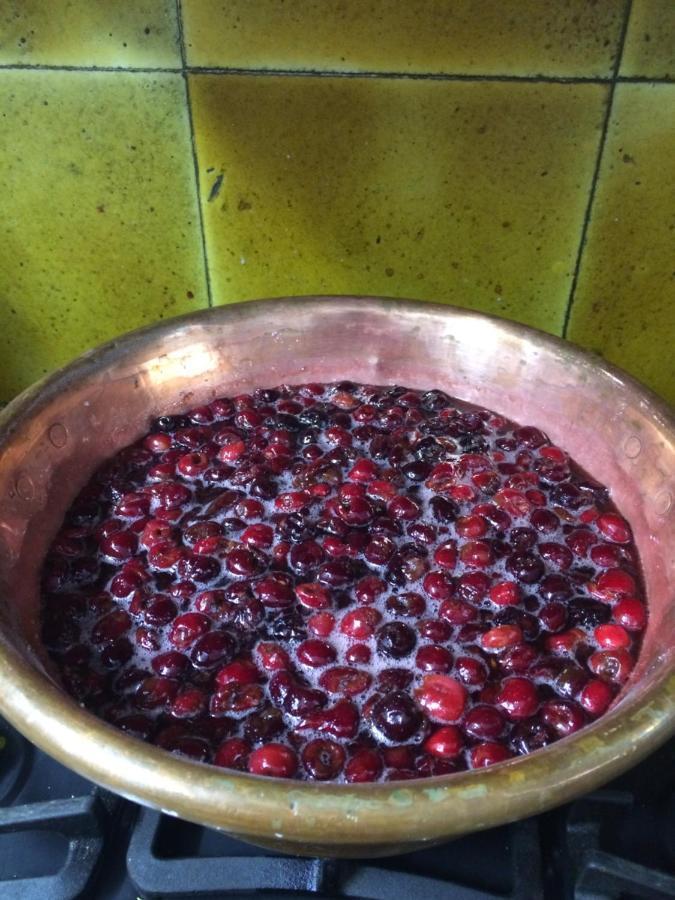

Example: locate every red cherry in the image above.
[171,688,206,719]
[424,725,463,759]
[456,515,488,538]
[297,639,337,668]
[274,491,311,512]
[588,648,634,683]
[307,612,336,637]
[540,700,585,737]
[348,459,380,481]
[354,575,387,604]
[100,530,137,560]
[613,598,647,631]
[241,523,274,548]
[489,581,521,606]
[345,749,383,783]
[596,513,632,544]
[579,679,614,717]
[255,642,291,671]
[439,598,476,625]
[248,743,298,778]
[433,541,458,570]
[423,571,454,601]
[594,624,630,649]
[319,666,372,696]
[387,495,421,521]
[297,699,359,739]
[168,613,210,650]
[301,739,345,780]
[463,705,505,740]
[295,582,332,610]
[459,540,494,568]
[414,674,466,722]
[215,659,260,686]
[592,568,636,600]
[455,655,488,686]
[495,677,539,719]
[345,643,371,664]
[214,738,251,770]
[469,742,512,768]
[415,644,453,673]
[481,625,523,651]
[340,607,382,640]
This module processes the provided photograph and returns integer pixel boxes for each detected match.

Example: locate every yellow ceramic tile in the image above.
[0,1,180,68]
[567,83,675,406]
[0,71,207,402]
[620,0,675,79]
[182,0,626,76]
[190,75,607,334]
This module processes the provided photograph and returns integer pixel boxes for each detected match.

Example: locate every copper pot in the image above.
[0,296,673,857]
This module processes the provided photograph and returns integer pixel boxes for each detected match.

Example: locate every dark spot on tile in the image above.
[208,173,224,202]
[622,154,635,164]
[385,267,395,277]
[144,27,151,35]
[97,205,105,213]
[375,235,381,244]
[501,221,511,229]
[206,167,214,173]
[238,198,252,211]
[495,284,503,295]
[186,290,194,299]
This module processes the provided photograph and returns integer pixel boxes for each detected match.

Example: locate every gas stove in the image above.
[1,716,673,899]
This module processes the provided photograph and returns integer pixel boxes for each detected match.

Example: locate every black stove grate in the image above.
[0,717,673,900]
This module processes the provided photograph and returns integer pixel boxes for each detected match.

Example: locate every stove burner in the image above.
[0,717,672,899]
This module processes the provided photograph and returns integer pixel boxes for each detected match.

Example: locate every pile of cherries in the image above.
[41,381,646,782]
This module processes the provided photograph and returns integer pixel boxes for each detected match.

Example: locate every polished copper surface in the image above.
[0,296,673,857]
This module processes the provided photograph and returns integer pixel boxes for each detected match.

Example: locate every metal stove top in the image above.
[1,717,673,899]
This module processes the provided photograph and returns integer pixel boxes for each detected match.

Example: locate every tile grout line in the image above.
[0,61,673,85]
[0,63,182,73]
[175,0,214,310]
[561,0,634,339]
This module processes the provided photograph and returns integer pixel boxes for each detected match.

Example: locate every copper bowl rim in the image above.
[0,295,674,853]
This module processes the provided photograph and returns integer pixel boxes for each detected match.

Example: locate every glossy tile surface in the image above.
[621,0,675,79]
[0,0,180,68]
[0,71,207,401]
[182,0,626,76]
[567,84,675,405]
[190,75,606,334]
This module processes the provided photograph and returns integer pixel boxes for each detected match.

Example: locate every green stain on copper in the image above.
[459,784,488,799]
[389,789,414,807]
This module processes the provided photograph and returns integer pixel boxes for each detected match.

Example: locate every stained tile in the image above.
[190,75,607,336]
[182,0,625,77]
[567,84,675,406]
[620,0,675,79]
[0,1,180,68]
[0,71,207,402]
